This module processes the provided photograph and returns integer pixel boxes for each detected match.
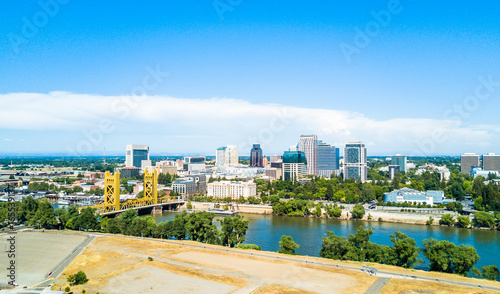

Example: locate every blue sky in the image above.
[1,1,500,156]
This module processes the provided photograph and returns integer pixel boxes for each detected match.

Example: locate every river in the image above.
[153,211,500,271]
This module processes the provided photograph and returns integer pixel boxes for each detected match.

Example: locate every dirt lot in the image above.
[50,235,500,294]
[381,278,498,294]
[52,236,376,293]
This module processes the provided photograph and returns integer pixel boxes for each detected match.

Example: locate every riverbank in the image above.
[183,201,479,230]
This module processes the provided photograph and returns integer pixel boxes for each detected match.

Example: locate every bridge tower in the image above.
[104,171,121,211]
[143,169,158,204]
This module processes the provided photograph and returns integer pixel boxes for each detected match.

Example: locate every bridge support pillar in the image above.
[151,205,162,215]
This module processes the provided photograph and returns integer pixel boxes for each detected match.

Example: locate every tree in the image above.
[481,265,499,281]
[67,271,88,285]
[319,231,351,260]
[326,204,342,218]
[473,211,495,228]
[388,231,421,268]
[73,207,99,231]
[446,202,463,213]
[351,204,365,219]
[220,215,249,247]
[186,200,193,210]
[440,214,455,226]
[426,216,434,225]
[422,238,479,276]
[9,175,14,180]
[313,203,322,217]
[31,199,57,228]
[186,211,218,244]
[278,235,299,255]
[456,216,471,228]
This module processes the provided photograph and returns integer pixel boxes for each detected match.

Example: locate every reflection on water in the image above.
[153,211,500,270]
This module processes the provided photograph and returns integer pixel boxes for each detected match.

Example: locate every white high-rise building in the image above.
[125,145,150,168]
[343,141,367,182]
[298,135,318,175]
[216,145,239,167]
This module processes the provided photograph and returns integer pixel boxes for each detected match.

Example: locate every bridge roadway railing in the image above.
[85,197,182,214]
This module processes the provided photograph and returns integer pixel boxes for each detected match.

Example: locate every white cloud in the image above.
[0,92,498,155]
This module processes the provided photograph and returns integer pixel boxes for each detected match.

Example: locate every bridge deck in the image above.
[100,201,185,216]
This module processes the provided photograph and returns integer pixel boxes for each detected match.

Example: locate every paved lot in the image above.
[0,232,86,287]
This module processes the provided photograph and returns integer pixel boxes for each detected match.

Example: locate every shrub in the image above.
[439,214,455,226]
[67,271,88,285]
[148,256,153,261]
[457,216,471,228]
[426,216,434,225]
[65,287,70,293]
[236,244,261,250]
[352,204,365,220]
[378,217,383,222]
[473,212,495,228]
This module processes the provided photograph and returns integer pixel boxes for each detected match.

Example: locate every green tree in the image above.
[278,235,299,255]
[186,200,193,210]
[473,211,495,228]
[388,231,421,269]
[456,216,470,228]
[31,199,57,228]
[422,238,479,276]
[67,271,88,285]
[351,204,365,219]
[220,215,249,247]
[481,265,499,281]
[186,211,218,244]
[313,203,322,217]
[73,207,99,231]
[440,214,455,226]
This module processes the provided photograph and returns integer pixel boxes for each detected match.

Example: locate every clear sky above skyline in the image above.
[1,1,499,156]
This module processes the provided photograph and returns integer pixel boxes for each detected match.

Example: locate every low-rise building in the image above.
[207,180,257,200]
[119,167,140,179]
[172,174,207,198]
[383,187,444,206]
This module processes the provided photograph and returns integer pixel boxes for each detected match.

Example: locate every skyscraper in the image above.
[461,153,480,174]
[216,145,239,167]
[227,145,239,166]
[250,144,263,167]
[391,154,408,173]
[298,135,318,175]
[343,141,367,182]
[283,150,307,181]
[483,153,500,172]
[317,142,339,178]
[125,145,149,168]
[216,147,227,166]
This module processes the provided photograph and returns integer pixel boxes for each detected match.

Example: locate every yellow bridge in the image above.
[83,170,184,216]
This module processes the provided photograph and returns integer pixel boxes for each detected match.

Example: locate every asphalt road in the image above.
[29,234,95,290]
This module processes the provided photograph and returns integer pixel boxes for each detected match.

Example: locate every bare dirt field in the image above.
[51,235,500,294]
[381,278,498,294]
[52,236,376,293]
